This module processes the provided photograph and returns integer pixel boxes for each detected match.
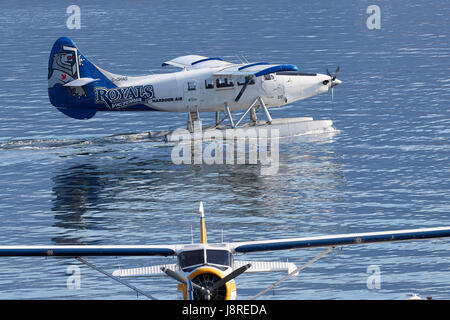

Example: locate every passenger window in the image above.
[237,76,255,86]
[187,81,196,91]
[216,77,234,88]
[205,79,214,89]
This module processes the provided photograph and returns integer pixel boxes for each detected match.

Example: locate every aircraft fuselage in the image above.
[95,68,334,113]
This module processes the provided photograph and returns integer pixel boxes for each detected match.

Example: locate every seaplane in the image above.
[48,37,341,138]
[0,202,449,300]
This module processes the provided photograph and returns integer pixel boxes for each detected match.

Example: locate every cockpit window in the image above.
[187,81,197,91]
[178,250,204,269]
[206,250,232,266]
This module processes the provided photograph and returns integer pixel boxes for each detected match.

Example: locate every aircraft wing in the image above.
[0,245,178,257]
[229,226,450,254]
[162,55,233,69]
[214,63,299,77]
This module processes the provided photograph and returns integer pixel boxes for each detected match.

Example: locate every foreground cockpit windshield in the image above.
[178,249,232,270]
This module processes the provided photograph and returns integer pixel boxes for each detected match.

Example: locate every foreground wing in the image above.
[0,245,177,257]
[230,226,450,253]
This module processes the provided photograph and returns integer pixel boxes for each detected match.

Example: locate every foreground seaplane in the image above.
[0,202,449,300]
[48,37,341,135]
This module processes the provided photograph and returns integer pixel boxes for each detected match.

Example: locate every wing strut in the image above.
[75,257,157,300]
[251,246,335,300]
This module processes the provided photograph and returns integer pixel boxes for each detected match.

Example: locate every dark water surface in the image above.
[0,0,449,299]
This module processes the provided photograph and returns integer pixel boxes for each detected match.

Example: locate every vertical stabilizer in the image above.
[48,37,116,119]
[199,202,207,244]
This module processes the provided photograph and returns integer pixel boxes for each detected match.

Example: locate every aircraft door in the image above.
[262,74,285,105]
[184,80,199,112]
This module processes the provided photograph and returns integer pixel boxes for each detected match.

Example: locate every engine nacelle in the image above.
[178,266,237,300]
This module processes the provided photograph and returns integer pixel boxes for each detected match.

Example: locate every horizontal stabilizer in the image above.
[234,260,298,275]
[112,263,179,277]
[63,77,99,87]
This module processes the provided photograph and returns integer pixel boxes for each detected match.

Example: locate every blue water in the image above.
[0,0,449,299]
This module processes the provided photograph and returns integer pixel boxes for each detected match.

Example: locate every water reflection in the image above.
[50,132,344,244]
[52,164,106,244]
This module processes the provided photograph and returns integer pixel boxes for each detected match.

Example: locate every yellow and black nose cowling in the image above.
[178,267,236,300]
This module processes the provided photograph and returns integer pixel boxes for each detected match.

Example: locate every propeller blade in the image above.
[161,267,190,284]
[161,267,210,296]
[211,263,251,291]
[326,68,332,77]
[332,66,340,80]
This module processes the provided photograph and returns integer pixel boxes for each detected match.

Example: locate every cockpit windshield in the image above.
[207,250,232,266]
[178,250,204,269]
[178,249,232,269]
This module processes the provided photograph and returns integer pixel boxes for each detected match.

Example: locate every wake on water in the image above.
[0,132,156,151]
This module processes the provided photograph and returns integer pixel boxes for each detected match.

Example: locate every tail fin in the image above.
[199,202,207,244]
[48,37,115,119]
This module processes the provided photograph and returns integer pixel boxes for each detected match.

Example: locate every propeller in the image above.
[162,264,251,300]
[161,267,211,298]
[210,263,252,292]
[326,66,340,81]
[323,66,340,101]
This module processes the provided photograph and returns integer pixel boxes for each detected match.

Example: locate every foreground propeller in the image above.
[161,267,211,298]
[162,263,251,300]
[210,263,252,292]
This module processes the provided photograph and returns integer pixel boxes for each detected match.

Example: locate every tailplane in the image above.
[48,37,115,119]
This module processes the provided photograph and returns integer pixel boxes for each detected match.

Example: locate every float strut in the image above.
[235,97,259,127]
[224,103,235,128]
[259,97,272,124]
